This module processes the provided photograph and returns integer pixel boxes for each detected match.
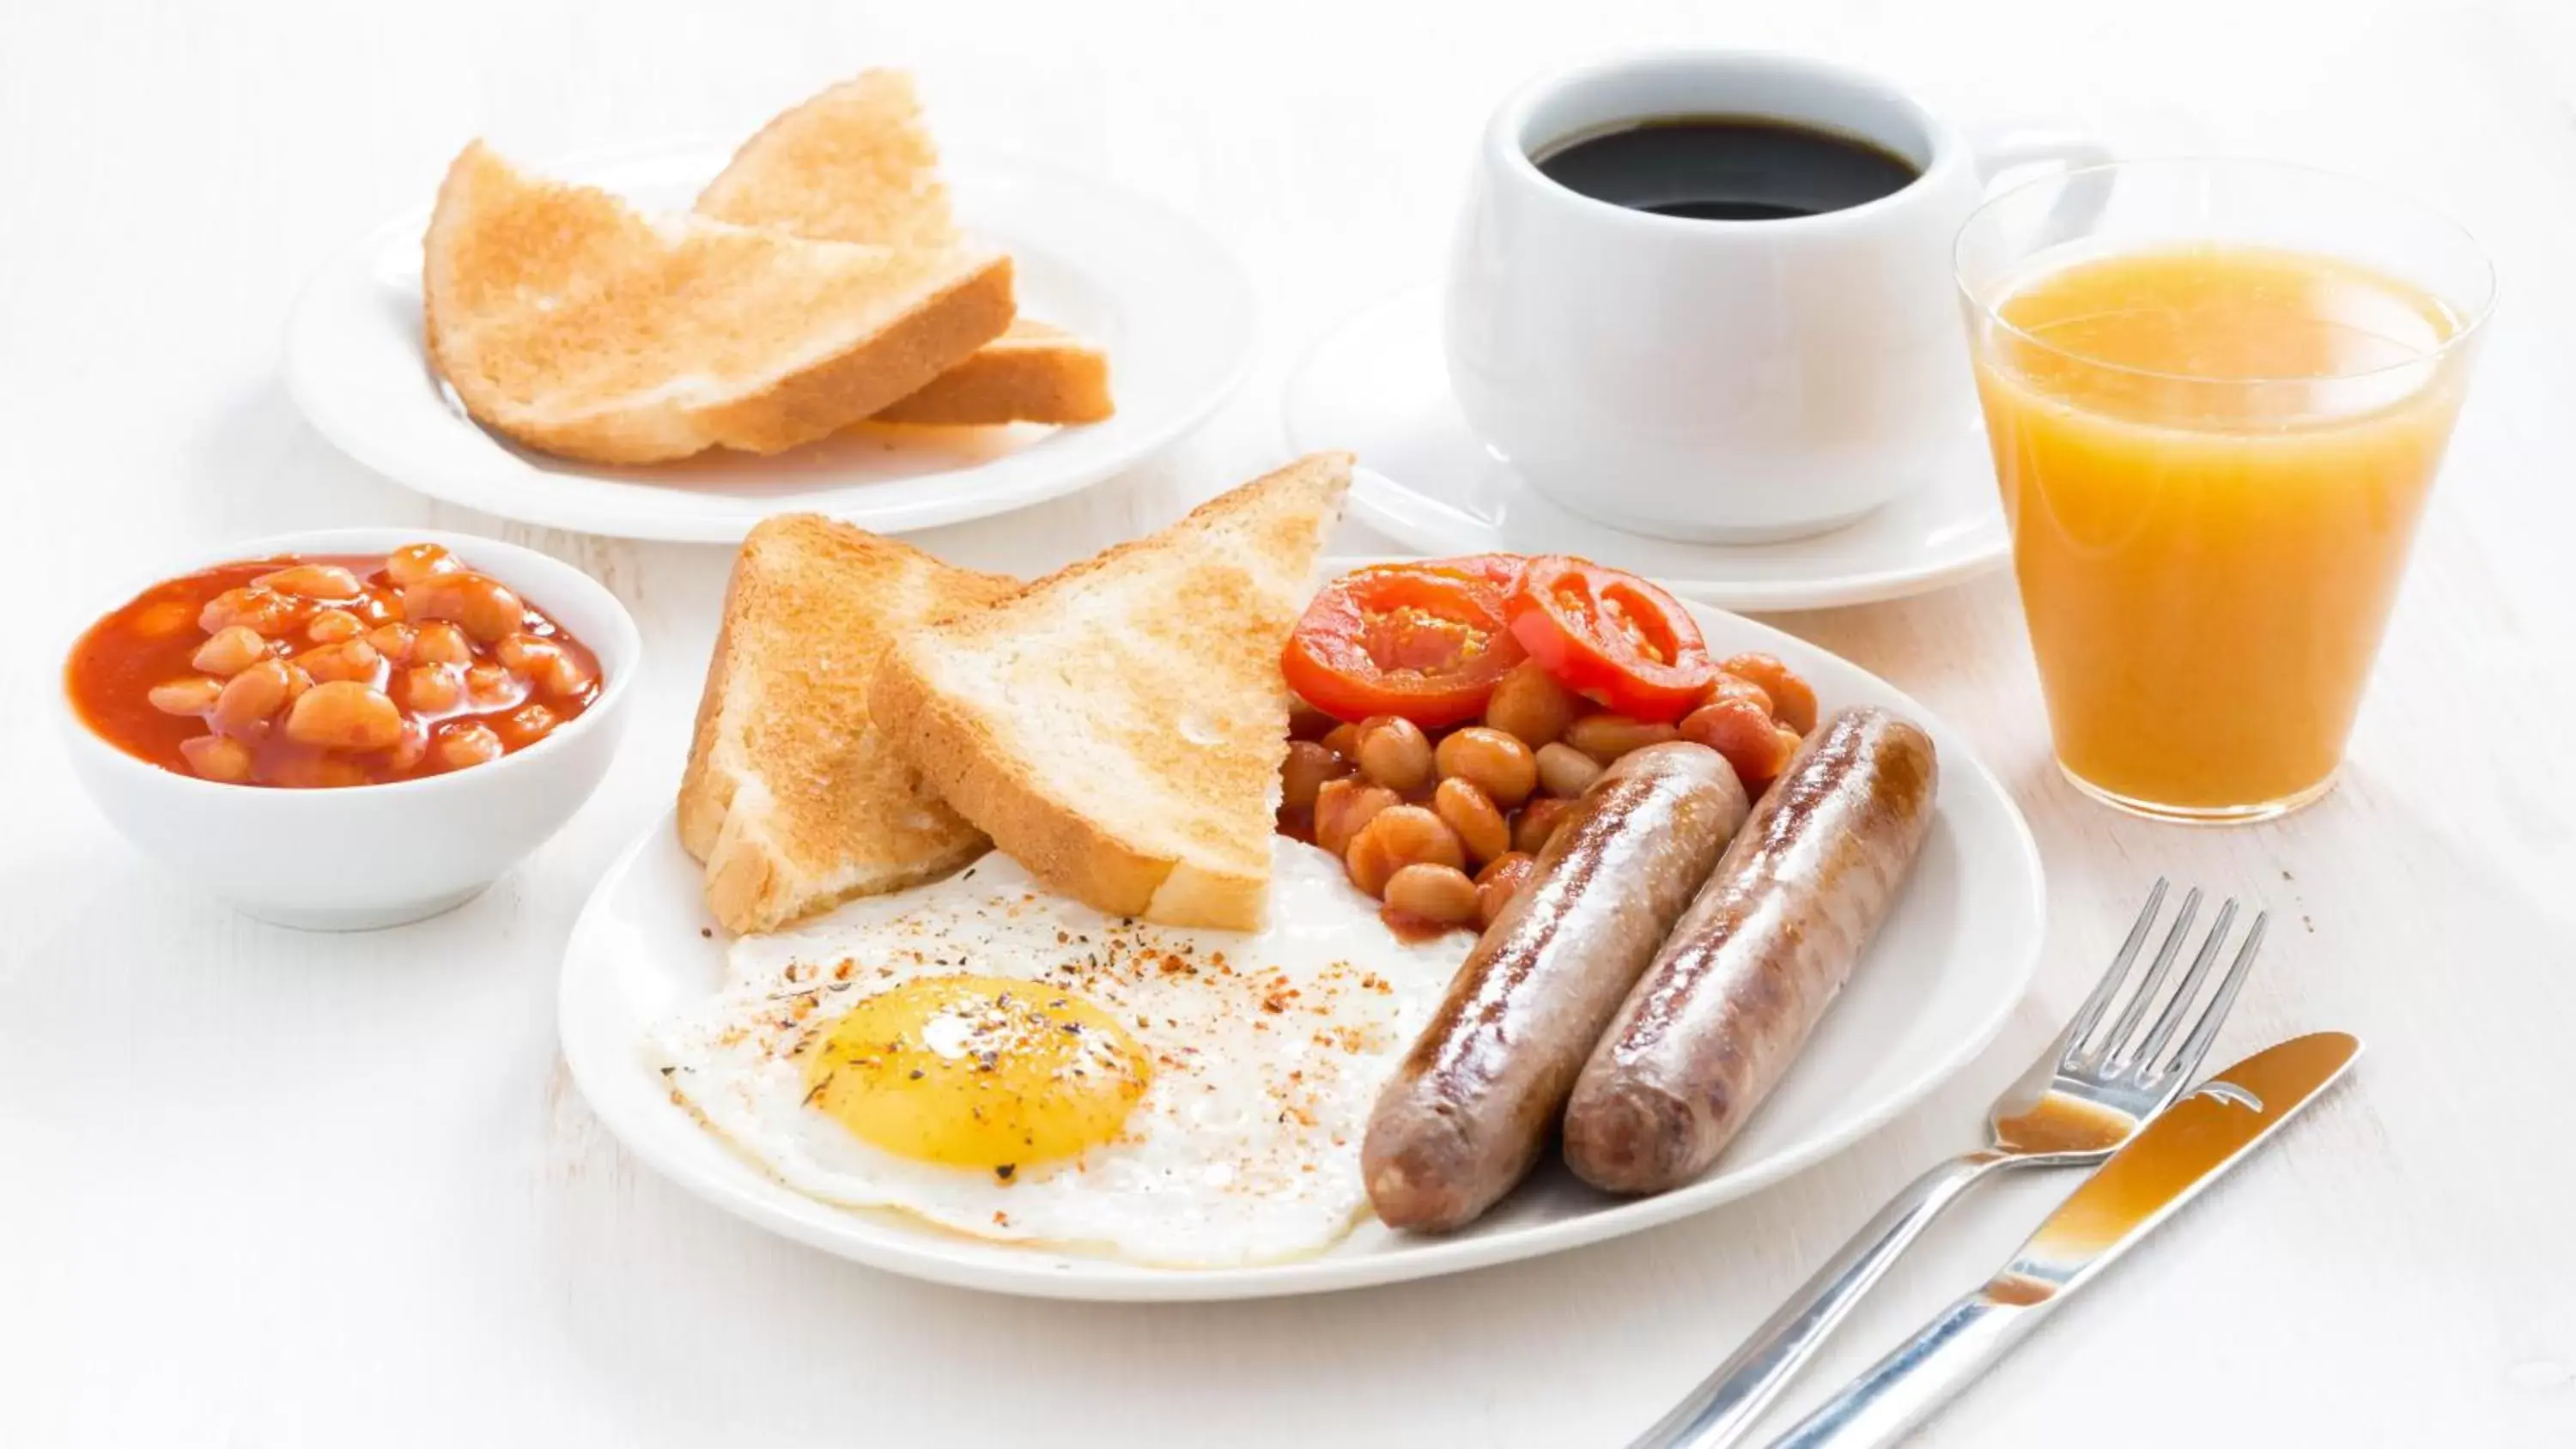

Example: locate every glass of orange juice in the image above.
[1956,159,2494,822]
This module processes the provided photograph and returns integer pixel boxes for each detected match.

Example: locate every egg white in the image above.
[648,839,1470,1267]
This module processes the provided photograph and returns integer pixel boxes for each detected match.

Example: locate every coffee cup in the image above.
[1444,50,2107,543]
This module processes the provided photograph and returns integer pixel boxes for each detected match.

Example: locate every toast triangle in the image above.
[425,141,1015,464]
[679,516,1018,933]
[872,452,1352,930]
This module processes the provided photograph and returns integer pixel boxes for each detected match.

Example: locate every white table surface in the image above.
[7,1,2573,1444]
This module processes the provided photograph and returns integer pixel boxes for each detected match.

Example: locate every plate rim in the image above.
[557,573,2044,1301]
[283,140,1258,543]
[1287,285,2013,610]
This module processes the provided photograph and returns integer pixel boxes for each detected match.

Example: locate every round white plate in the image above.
[1286,288,2013,609]
[557,575,2044,1300]
[286,143,1255,543]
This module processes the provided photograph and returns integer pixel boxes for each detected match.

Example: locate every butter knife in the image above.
[1764,1031,2362,1449]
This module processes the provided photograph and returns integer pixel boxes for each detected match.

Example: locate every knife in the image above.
[1761,1031,2362,1449]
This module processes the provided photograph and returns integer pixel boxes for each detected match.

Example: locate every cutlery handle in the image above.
[1626,1151,2008,1449]
[1762,1291,2046,1449]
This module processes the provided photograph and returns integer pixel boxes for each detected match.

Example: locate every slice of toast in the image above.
[679,516,1018,934]
[424,142,1015,464]
[697,72,1113,427]
[872,452,1352,931]
[695,70,958,254]
[870,321,1114,427]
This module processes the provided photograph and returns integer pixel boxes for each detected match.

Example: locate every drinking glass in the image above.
[1955,158,2493,822]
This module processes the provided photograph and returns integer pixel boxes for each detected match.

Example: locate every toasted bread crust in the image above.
[691,256,1016,452]
[872,453,1352,931]
[422,142,1015,464]
[679,515,1017,933]
[872,323,1114,426]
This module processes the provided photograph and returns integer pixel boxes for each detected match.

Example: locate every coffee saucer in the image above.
[1284,287,2011,610]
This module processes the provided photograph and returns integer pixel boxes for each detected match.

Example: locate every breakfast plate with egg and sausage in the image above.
[556,452,2044,1300]
[285,70,1253,543]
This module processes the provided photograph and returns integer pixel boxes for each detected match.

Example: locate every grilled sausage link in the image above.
[1563,707,1937,1195]
[1364,742,1751,1231]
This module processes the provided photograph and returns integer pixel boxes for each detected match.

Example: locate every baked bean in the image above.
[1720,652,1817,735]
[254,564,362,600]
[436,723,504,771]
[1354,716,1435,794]
[1534,740,1604,798]
[1704,671,1773,718]
[511,703,556,737]
[198,586,294,637]
[295,638,380,685]
[178,734,253,784]
[1382,863,1480,928]
[367,622,417,664]
[211,658,291,738]
[191,626,268,676]
[1680,697,1801,789]
[404,572,525,643]
[1564,712,1680,765]
[1473,851,1538,928]
[1433,726,1537,807]
[1279,739,1349,814]
[148,676,222,715]
[465,664,518,707]
[284,681,404,751]
[1431,777,1511,864]
[386,725,430,773]
[1320,722,1361,761]
[414,621,474,666]
[281,664,313,706]
[306,609,363,644]
[270,755,371,790]
[1513,796,1574,856]
[135,601,194,637]
[1288,703,1339,742]
[1484,658,1577,748]
[1345,804,1465,898]
[402,664,463,714]
[384,542,463,589]
[1314,778,1400,857]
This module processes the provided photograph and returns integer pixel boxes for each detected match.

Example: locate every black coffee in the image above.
[1534,116,1920,221]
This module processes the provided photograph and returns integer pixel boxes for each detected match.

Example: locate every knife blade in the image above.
[1763,1031,2363,1449]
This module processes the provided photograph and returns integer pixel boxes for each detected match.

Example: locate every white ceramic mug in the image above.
[1445,50,2108,543]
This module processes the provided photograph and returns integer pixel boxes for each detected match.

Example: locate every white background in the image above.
[6,0,2573,1444]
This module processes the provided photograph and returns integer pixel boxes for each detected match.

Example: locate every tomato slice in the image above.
[1504,557,1716,722]
[1418,553,1528,594]
[1282,564,1527,727]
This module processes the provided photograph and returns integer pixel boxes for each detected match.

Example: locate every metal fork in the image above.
[1628,882,2269,1449]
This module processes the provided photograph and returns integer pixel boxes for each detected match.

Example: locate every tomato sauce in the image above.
[65,547,601,788]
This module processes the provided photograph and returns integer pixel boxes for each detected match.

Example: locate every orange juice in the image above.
[1972,244,2472,816]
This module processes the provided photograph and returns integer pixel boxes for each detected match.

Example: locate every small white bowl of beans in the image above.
[57,527,641,930]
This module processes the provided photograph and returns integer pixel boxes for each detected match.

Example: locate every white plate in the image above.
[557,577,2044,1300]
[1286,288,2013,609]
[285,143,1255,543]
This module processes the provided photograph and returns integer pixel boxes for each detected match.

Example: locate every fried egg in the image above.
[648,838,1470,1267]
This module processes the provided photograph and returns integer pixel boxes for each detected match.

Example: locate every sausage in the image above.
[1364,742,1752,1231]
[1562,706,1937,1195]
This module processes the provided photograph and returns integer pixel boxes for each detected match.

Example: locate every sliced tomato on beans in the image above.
[1504,556,1716,723]
[1282,564,1527,728]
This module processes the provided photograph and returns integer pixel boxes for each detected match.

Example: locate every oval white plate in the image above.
[1287,288,2012,609]
[286,143,1255,543]
[557,578,2044,1300]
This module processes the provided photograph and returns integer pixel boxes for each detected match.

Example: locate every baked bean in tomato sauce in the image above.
[65,543,602,788]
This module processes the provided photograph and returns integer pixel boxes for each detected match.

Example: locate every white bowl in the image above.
[56,527,642,931]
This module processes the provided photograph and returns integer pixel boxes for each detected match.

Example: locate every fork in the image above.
[1627,882,2268,1449]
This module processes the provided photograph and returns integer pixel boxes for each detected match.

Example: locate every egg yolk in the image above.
[802,975,1151,1173]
